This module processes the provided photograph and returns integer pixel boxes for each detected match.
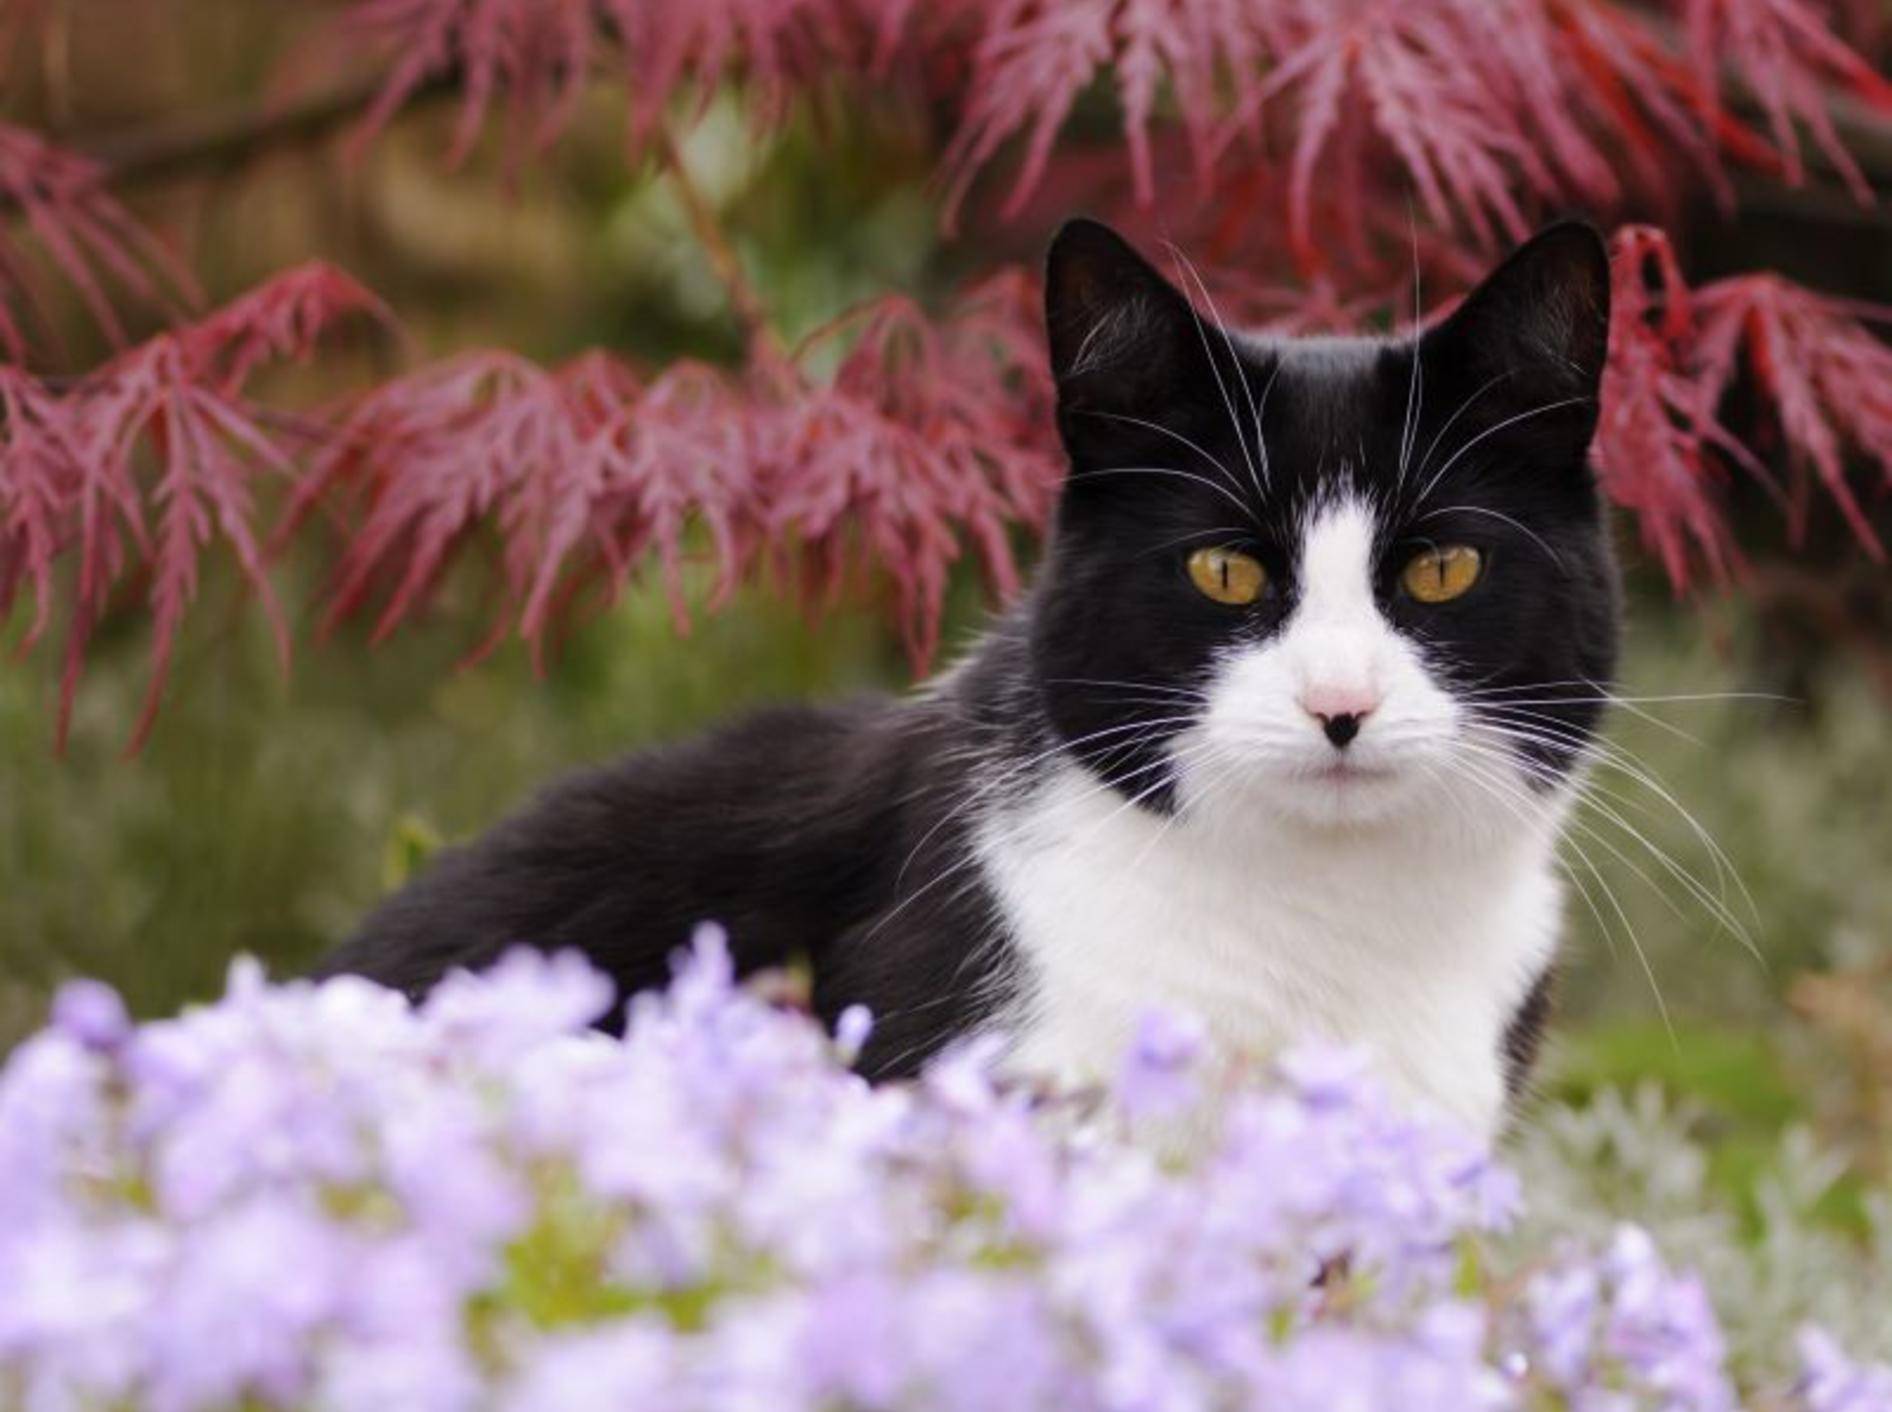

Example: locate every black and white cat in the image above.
[320,219,1619,1136]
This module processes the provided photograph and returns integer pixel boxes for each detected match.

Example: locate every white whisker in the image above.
[1410,369,1513,491]
[1166,244,1269,499]
[1413,395,1590,508]
[1398,214,1424,490]
[1067,460,1257,520]
[1411,503,1566,571]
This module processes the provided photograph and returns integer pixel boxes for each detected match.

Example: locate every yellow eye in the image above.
[1402,545,1484,603]
[1187,546,1267,606]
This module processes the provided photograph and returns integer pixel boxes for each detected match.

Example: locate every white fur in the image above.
[981,499,1570,1136]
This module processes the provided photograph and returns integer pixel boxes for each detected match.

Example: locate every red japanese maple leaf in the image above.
[1,263,384,750]
[0,124,199,359]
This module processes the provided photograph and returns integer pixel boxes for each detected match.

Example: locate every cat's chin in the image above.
[1176,753,1433,833]
[1270,768,1427,831]
[1197,747,1566,847]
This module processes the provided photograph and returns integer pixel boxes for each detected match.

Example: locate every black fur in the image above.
[319,220,1620,1093]
[1501,966,1558,1101]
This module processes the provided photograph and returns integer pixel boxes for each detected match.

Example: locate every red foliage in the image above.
[339,0,879,167]
[283,349,722,658]
[11,223,1883,748]
[1592,225,1741,589]
[324,0,1892,256]
[1689,271,1892,557]
[1593,226,1892,590]
[1682,0,1892,199]
[1257,0,1652,259]
[0,124,199,359]
[0,264,385,750]
[766,269,1058,663]
[5,0,1892,746]
[345,0,597,167]
[937,0,1890,259]
[286,270,1057,674]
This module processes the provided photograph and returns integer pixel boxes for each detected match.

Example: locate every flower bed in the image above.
[1,933,1887,1411]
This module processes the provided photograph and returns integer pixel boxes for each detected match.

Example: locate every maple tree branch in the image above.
[19,70,788,354]
[1628,12,1892,195]
[10,32,1892,220]
[13,70,455,205]
[652,127,779,355]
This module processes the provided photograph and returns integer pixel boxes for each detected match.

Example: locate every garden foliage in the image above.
[3,0,1892,746]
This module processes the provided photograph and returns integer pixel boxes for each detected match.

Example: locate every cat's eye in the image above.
[1401,545,1484,604]
[1187,546,1267,606]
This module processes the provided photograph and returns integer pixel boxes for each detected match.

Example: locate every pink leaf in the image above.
[1592,228,1738,590]
[1682,0,1892,201]
[297,273,1057,676]
[1691,273,1892,557]
[1592,225,1892,591]
[0,265,373,751]
[0,124,199,355]
[340,0,874,168]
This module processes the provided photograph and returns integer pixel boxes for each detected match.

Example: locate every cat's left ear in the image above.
[1421,221,1611,436]
[1044,219,1212,456]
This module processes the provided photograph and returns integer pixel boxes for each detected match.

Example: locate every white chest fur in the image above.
[977,763,1566,1137]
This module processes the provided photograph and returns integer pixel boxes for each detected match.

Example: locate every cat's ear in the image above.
[1045,219,1206,432]
[1423,221,1611,426]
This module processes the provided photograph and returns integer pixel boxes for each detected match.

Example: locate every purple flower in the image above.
[422,946,615,1056]
[1516,1227,1736,1412]
[144,1195,351,1411]
[500,1322,673,1412]
[0,947,1880,1412]
[922,1033,1006,1114]
[1253,1318,1509,1412]
[1525,1263,1600,1386]
[1114,1008,1206,1120]
[1276,1042,1376,1109]
[314,1336,482,1412]
[833,1004,874,1064]
[0,1031,112,1226]
[1799,1328,1892,1412]
[50,979,130,1050]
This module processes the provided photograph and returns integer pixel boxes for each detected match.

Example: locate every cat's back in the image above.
[318,693,947,1005]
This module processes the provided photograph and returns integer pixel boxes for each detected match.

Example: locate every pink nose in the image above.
[1299,684,1382,722]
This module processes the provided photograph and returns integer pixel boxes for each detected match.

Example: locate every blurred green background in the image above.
[3,0,1891,1293]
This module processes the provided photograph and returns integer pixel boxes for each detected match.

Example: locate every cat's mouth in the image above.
[1308,757,1396,784]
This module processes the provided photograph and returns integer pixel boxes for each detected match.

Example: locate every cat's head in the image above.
[1029,219,1619,834]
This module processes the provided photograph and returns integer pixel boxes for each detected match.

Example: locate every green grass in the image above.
[0,562,910,1042]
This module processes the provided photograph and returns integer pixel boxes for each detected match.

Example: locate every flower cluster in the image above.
[0,934,1887,1411]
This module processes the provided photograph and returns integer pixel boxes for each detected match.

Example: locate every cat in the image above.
[318,218,1619,1137]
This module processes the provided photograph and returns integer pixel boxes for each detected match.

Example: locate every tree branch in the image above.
[654,126,778,355]
[14,25,1892,215]
[21,71,787,360]
[34,70,453,199]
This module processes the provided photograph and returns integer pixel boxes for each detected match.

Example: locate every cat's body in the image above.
[321,220,1618,1135]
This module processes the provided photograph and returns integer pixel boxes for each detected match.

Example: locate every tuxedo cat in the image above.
[320,219,1618,1136]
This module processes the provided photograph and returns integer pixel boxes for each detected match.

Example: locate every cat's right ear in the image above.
[1045,220,1204,440]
